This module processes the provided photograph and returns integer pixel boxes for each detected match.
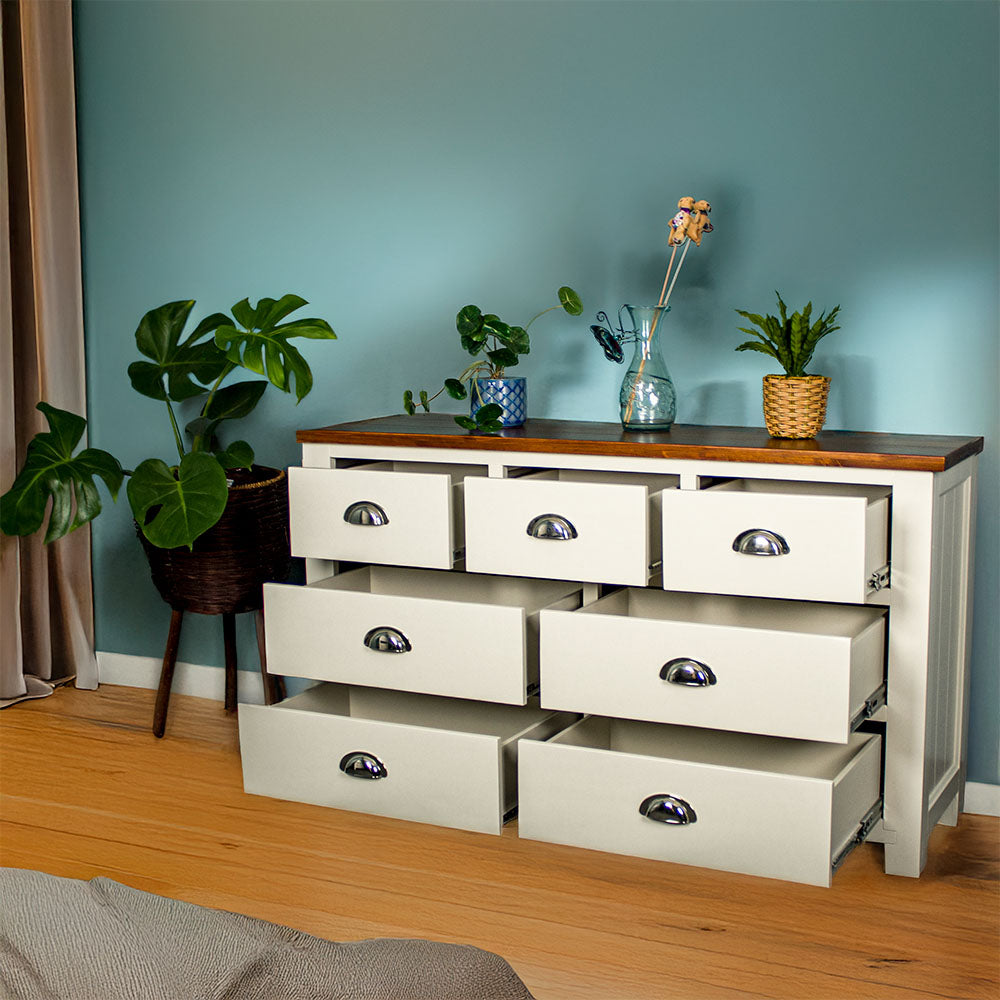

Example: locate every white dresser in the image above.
[238,416,983,887]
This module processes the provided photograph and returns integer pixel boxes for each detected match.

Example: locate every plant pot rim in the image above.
[763,373,830,381]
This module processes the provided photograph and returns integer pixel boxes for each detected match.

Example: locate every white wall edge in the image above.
[96,651,265,705]
[964,781,1000,817]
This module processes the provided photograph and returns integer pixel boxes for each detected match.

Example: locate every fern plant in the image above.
[735,292,840,376]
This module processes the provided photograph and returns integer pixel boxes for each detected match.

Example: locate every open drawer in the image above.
[239,684,576,835]
[288,461,485,569]
[263,566,582,704]
[661,479,891,603]
[540,589,886,742]
[518,717,883,886]
[464,469,678,586]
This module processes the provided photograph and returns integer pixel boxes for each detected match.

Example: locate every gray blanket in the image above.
[0,868,533,1000]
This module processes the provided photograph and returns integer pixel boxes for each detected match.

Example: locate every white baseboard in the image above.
[965,781,1000,817]
[96,651,265,705]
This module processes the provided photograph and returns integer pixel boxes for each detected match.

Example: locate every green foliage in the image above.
[454,403,504,435]
[735,292,841,377]
[1,295,337,550]
[0,403,123,543]
[405,285,581,432]
[126,453,229,550]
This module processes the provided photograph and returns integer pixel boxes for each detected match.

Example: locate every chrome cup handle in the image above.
[639,794,697,825]
[732,528,790,556]
[526,514,578,541]
[343,500,390,526]
[660,658,717,687]
[363,626,411,653]
[339,751,388,780]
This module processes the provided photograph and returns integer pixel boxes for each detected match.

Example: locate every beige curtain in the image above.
[1,0,96,705]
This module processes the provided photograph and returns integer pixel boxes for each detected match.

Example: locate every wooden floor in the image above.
[1,685,997,1000]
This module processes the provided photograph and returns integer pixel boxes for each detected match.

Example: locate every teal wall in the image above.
[73,1,998,785]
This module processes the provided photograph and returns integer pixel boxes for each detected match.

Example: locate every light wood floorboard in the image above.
[0,684,997,999]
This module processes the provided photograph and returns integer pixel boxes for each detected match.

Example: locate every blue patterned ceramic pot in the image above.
[470,377,527,428]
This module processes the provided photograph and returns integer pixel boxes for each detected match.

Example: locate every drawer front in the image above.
[239,700,506,834]
[660,485,889,602]
[263,579,530,704]
[288,466,455,568]
[518,721,882,886]
[540,594,886,742]
[464,477,653,586]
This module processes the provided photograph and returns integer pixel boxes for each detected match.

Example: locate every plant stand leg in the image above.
[153,609,184,739]
[223,612,238,713]
[254,609,285,705]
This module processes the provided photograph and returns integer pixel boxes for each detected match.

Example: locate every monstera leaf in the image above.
[212,295,337,403]
[127,300,231,402]
[0,403,123,543]
[185,380,267,453]
[126,452,229,549]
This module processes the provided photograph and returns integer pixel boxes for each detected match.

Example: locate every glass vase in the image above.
[619,304,676,431]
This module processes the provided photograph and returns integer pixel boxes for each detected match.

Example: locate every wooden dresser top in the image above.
[297,415,984,472]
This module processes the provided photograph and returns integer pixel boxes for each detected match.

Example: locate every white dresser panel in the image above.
[288,463,483,569]
[518,716,882,886]
[240,684,576,835]
[263,566,582,704]
[465,469,677,586]
[661,479,890,603]
[540,589,886,742]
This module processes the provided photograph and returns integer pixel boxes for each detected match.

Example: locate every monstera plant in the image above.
[0,295,337,550]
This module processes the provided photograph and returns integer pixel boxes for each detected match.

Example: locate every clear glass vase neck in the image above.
[619,304,676,431]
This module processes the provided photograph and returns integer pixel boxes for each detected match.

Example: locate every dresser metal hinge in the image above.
[868,564,891,592]
[526,682,540,697]
[832,798,884,875]
[850,681,887,731]
[648,560,663,573]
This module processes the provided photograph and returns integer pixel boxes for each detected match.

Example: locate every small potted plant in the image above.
[1,294,337,613]
[735,292,841,439]
[404,285,582,432]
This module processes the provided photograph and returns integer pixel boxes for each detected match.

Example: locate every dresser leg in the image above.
[153,609,184,738]
[223,612,238,713]
[254,609,285,705]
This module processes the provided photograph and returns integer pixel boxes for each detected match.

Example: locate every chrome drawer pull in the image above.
[732,528,790,556]
[343,500,389,526]
[339,751,388,780]
[639,794,697,825]
[526,514,578,541]
[660,657,717,687]
[363,626,411,653]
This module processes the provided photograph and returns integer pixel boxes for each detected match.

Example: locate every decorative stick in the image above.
[656,245,678,307]
[661,238,691,309]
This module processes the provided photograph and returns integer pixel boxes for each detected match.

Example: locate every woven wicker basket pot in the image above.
[138,465,291,615]
[762,374,831,439]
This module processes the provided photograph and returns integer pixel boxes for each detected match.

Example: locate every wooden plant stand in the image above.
[153,609,285,738]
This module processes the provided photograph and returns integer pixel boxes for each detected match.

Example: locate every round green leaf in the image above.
[473,403,503,425]
[453,415,478,431]
[456,305,483,337]
[444,378,468,400]
[558,286,583,316]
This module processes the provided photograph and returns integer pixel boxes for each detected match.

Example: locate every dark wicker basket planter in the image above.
[138,465,291,615]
